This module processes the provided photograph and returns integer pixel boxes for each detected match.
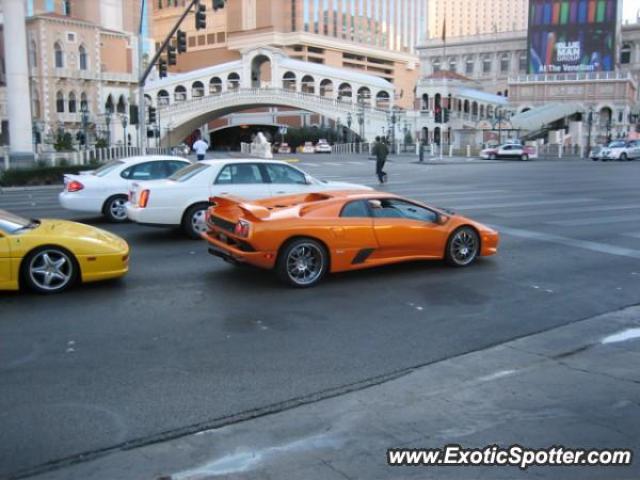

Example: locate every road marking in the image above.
[445,198,594,210]
[300,162,319,167]
[494,225,640,260]
[324,162,343,166]
[623,232,640,239]
[547,214,640,227]
[494,204,640,218]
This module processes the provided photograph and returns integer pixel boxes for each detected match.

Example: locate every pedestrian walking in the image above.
[372,136,389,184]
[419,142,425,162]
[192,134,209,161]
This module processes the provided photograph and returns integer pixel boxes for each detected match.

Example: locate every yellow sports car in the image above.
[0,209,129,294]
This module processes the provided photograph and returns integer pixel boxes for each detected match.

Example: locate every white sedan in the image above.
[315,140,332,154]
[59,156,191,222]
[126,159,372,238]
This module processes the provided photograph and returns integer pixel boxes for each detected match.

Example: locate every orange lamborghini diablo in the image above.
[202,191,499,287]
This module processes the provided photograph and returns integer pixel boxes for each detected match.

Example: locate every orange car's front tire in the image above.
[276,238,329,288]
[445,227,480,267]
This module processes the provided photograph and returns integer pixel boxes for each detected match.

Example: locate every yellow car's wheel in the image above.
[22,246,78,294]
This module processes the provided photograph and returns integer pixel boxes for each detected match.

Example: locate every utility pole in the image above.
[137,0,146,153]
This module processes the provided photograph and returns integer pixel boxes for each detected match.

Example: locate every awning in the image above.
[510,103,582,131]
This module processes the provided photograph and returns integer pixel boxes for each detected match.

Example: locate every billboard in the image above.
[527,0,619,74]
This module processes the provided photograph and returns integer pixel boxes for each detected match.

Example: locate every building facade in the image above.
[0,0,146,152]
[151,0,425,111]
[427,0,528,39]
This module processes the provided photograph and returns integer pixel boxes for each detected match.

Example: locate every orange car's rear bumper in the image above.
[201,231,277,270]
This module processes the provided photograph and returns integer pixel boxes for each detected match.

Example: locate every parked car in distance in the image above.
[480,143,531,161]
[299,142,315,153]
[202,191,499,288]
[59,156,191,222]
[277,143,292,154]
[126,159,372,239]
[598,140,640,161]
[315,139,332,154]
[0,209,129,294]
[589,145,604,161]
[172,143,191,156]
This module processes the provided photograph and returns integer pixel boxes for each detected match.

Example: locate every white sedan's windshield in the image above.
[169,162,209,182]
[94,161,124,177]
[608,142,626,148]
[0,210,39,234]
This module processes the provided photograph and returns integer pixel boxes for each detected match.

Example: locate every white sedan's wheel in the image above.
[182,204,209,239]
[104,195,128,223]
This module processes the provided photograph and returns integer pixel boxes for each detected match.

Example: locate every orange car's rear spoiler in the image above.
[209,195,271,220]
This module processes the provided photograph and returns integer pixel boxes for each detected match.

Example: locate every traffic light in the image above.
[435,106,442,124]
[158,58,167,78]
[177,29,187,53]
[443,108,449,123]
[195,3,206,30]
[212,0,225,10]
[148,107,157,124]
[167,45,177,66]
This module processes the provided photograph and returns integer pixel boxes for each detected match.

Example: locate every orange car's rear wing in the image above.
[209,195,271,220]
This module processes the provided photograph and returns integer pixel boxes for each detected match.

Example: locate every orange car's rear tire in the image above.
[276,238,328,288]
[445,227,480,267]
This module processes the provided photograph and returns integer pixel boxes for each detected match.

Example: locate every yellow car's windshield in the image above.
[0,209,39,234]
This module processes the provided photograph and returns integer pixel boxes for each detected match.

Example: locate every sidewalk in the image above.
[32,306,640,480]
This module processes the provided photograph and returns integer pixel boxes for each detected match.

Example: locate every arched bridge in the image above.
[144,46,395,142]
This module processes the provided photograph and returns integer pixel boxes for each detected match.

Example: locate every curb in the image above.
[1,184,63,193]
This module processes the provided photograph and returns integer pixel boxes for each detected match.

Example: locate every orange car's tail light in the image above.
[234,219,250,237]
[139,190,150,208]
[67,180,84,192]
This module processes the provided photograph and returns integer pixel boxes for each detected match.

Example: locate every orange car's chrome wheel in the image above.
[446,227,479,267]
[277,239,328,287]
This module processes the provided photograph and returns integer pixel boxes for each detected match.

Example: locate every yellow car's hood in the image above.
[14,219,129,255]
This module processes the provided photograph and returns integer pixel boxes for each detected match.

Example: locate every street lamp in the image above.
[105,110,112,147]
[120,114,129,146]
[336,118,342,143]
[585,107,594,159]
[357,103,365,144]
[390,107,398,153]
[347,112,352,143]
[80,104,89,149]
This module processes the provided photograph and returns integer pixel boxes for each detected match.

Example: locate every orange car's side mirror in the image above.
[436,214,450,225]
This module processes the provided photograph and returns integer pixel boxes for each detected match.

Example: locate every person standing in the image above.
[372,136,389,184]
[192,134,209,161]
[419,141,425,162]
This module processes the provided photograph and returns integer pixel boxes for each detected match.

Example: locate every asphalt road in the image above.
[1,154,640,479]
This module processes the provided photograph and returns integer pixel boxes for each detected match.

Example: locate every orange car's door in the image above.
[331,200,378,268]
[370,199,448,259]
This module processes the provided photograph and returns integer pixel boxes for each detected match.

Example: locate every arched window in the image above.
[357,86,371,106]
[283,71,296,91]
[301,75,315,94]
[518,52,527,72]
[157,89,170,105]
[80,92,88,112]
[482,55,492,74]
[68,91,77,113]
[31,86,41,117]
[465,56,474,75]
[448,57,457,72]
[500,53,510,73]
[54,42,64,68]
[105,95,114,113]
[319,79,333,97]
[421,93,429,111]
[338,83,352,100]
[174,85,187,102]
[479,105,485,118]
[432,57,441,73]
[79,45,88,70]
[376,91,390,109]
[620,43,632,64]
[472,101,478,116]
[29,40,38,69]
[56,91,65,113]
[116,95,126,113]
[227,72,240,90]
[463,99,470,113]
[487,106,494,118]
[192,81,205,98]
[209,77,222,94]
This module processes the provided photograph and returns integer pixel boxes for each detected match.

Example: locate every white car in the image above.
[480,143,530,161]
[599,140,640,161]
[299,142,315,153]
[126,159,372,238]
[315,139,332,154]
[59,155,191,222]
